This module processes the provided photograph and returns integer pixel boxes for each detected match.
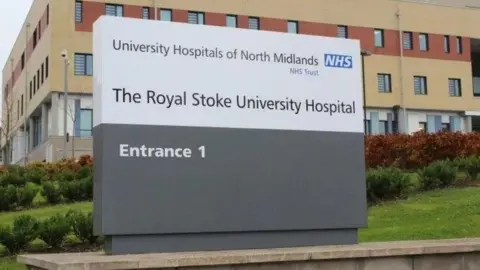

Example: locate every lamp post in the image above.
[361,50,372,133]
[61,50,69,159]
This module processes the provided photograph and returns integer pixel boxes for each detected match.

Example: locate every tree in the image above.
[1,84,20,165]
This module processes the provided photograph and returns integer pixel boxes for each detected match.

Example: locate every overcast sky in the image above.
[0,0,33,88]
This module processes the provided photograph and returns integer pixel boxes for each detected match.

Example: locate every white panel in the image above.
[93,16,363,133]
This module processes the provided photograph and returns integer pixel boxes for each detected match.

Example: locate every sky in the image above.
[0,0,33,88]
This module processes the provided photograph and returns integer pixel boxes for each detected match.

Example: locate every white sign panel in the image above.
[93,16,363,133]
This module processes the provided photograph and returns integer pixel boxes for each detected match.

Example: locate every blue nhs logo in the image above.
[324,54,353,69]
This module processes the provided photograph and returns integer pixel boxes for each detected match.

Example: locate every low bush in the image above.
[38,214,71,249]
[455,155,480,181]
[0,185,18,211]
[366,167,413,203]
[41,181,62,205]
[66,210,98,244]
[16,183,39,208]
[418,159,458,190]
[0,215,39,255]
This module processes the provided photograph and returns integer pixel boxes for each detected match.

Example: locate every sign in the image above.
[93,16,367,255]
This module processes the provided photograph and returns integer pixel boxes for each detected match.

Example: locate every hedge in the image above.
[0,156,93,212]
[365,131,480,170]
[0,210,99,255]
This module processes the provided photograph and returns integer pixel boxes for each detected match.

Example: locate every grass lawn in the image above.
[2,187,480,269]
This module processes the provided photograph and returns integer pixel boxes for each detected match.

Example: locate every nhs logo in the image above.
[324,54,353,69]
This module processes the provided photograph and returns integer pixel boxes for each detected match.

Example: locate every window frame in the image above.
[377,73,392,93]
[337,25,348,38]
[79,108,93,137]
[75,1,83,23]
[248,16,260,30]
[444,35,450,53]
[142,7,150,19]
[456,37,463,54]
[187,11,205,25]
[159,9,172,21]
[448,78,462,97]
[413,76,428,95]
[74,53,93,76]
[226,15,237,28]
[105,3,124,17]
[374,29,384,48]
[419,33,429,51]
[402,31,413,50]
[288,20,298,34]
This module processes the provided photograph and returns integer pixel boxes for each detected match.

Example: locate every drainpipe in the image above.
[153,0,157,20]
[395,9,408,133]
[24,23,30,165]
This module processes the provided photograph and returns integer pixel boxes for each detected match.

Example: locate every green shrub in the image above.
[455,155,480,181]
[24,167,47,185]
[66,210,98,244]
[38,214,71,248]
[366,167,413,203]
[60,180,85,202]
[80,176,93,200]
[56,170,76,182]
[418,159,458,190]
[0,215,39,255]
[0,185,19,211]
[41,181,62,204]
[0,172,25,187]
[76,166,92,179]
[16,183,39,208]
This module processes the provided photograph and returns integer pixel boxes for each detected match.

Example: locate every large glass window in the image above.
[79,109,93,136]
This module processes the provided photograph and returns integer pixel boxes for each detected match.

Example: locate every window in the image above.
[20,95,23,115]
[187,11,204,24]
[142,7,150,19]
[36,69,40,91]
[29,81,33,99]
[419,122,427,131]
[414,76,427,95]
[379,120,388,134]
[75,1,82,23]
[441,123,450,132]
[364,120,371,135]
[74,53,93,76]
[377,73,392,93]
[105,4,123,17]
[288,21,298,34]
[403,31,413,50]
[448,78,462,97]
[21,53,25,70]
[444,35,450,53]
[33,29,37,48]
[160,9,172,21]
[38,22,41,40]
[419,33,429,51]
[337,25,348,38]
[47,4,49,24]
[248,17,259,30]
[374,29,384,48]
[41,63,44,84]
[45,56,49,78]
[226,15,237,28]
[456,37,463,54]
[17,100,19,120]
[79,109,93,136]
[31,77,35,98]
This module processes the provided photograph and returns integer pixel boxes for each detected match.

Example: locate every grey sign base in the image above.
[104,229,358,255]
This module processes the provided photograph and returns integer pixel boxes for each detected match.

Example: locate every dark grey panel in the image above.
[104,229,358,255]
[93,124,367,236]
